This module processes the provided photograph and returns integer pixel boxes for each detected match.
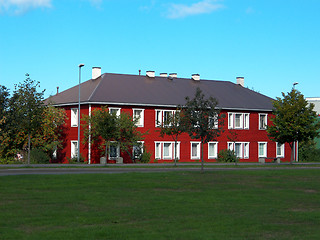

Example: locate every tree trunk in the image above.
[27,134,31,165]
[105,141,109,163]
[174,139,177,167]
[201,141,204,173]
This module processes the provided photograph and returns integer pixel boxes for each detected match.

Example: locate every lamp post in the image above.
[78,64,85,162]
[292,82,299,162]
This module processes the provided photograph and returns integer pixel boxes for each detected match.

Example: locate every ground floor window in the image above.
[258,142,267,157]
[155,141,180,160]
[109,142,120,159]
[133,142,144,160]
[71,141,78,158]
[276,143,285,157]
[208,142,218,159]
[191,142,201,159]
[228,142,249,158]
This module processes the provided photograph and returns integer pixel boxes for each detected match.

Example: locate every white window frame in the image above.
[154,141,180,160]
[109,142,120,160]
[191,142,201,160]
[155,110,175,127]
[227,142,250,159]
[109,107,121,117]
[228,113,250,129]
[71,140,78,158]
[259,114,268,130]
[276,143,285,158]
[208,142,218,159]
[258,142,267,158]
[133,109,144,127]
[71,108,78,127]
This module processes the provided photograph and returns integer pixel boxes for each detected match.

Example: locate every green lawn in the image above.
[1,170,319,240]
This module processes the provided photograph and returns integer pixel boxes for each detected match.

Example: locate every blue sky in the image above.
[0,0,319,99]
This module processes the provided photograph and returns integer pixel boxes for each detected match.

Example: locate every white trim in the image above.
[71,108,78,127]
[258,142,267,158]
[259,113,268,130]
[71,140,78,158]
[109,107,121,117]
[191,142,201,160]
[155,109,175,127]
[208,142,218,159]
[133,108,144,127]
[276,142,285,157]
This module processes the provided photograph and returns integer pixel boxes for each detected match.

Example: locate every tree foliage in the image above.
[267,89,320,162]
[0,76,66,162]
[159,109,185,166]
[182,87,224,172]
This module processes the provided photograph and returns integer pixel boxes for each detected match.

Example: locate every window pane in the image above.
[228,113,233,128]
[244,143,249,158]
[155,143,161,158]
[259,143,266,157]
[244,114,249,129]
[71,109,78,127]
[235,114,242,128]
[110,145,119,158]
[156,111,161,126]
[134,110,143,126]
[192,143,198,157]
[208,143,217,158]
[235,143,241,157]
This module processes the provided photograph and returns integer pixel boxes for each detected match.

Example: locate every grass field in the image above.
[0,169,319,240]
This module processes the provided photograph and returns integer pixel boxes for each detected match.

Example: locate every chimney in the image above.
[160,73,167,77]
[192,74,200,81]
[169,73,177,78]
[236,77,244,87]
[139,70,141,75]
[92,67,101,79]
[146,71,155,78]
[56,87,59,95]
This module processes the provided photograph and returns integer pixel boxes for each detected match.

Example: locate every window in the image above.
[71,141,78,158]
[208,114,219,129]
[109,108,121,117]
[109,142,120,159]
[258,142,267,157]
[228,113,249,129]
[71,108,78,127]
[228,142,249,158]
[276,143,285,157]
[259,114,267,130]
[208,142,218,159]
[133,109,144,127]
[155,110,175,127]
[154,141,180,160]
[191,142,201,159]
[133,141,144,160]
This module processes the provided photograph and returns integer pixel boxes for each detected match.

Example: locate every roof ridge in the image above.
[88,74,104,102]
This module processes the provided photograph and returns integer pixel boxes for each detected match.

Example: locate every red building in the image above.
[47,68,291,163]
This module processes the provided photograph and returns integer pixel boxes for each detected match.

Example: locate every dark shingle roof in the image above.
[46,73,274,111]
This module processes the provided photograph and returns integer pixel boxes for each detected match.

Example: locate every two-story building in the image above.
[47,68,290,163]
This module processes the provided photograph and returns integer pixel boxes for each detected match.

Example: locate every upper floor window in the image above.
[228,142,249,158]
[208,142,218,159]
[109,108,121,117]
[133,109,144,127]
[259,114,268,130]
[155,110,175,127]
[208,114,219,129]
[228,113,249,129]
[276,143,285,157]
[71,108,78,127]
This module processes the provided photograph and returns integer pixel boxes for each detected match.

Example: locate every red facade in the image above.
[57,104,291,164]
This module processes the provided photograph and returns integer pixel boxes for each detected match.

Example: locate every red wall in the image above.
[58,104,291,164]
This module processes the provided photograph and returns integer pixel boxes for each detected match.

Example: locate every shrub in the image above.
[140,150,152,163]
[30,149,50,163]
[217,149,239,163]
[299,140,320,162]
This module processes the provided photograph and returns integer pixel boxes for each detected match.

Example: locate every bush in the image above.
[30,149,50,163]
[140,150,152,163]
[217,149,239,163]
[299,140,320,162]
[0,157,19,164]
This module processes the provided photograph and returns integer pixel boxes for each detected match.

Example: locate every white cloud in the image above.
[0,0,52,14]
[166,0,224,19]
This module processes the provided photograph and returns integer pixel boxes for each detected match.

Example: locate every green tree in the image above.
[267,89,320,163]
[12,74,45,164]
[159,109,185,166]
[182,87,224,172]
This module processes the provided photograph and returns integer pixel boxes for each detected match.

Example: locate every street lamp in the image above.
[292,82,299,161]
[78,63,85,162]
[293,82,299,89]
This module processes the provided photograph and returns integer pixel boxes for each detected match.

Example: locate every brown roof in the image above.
[46,73,274,111]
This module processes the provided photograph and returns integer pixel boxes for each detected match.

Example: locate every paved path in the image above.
[0,163,319,176]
